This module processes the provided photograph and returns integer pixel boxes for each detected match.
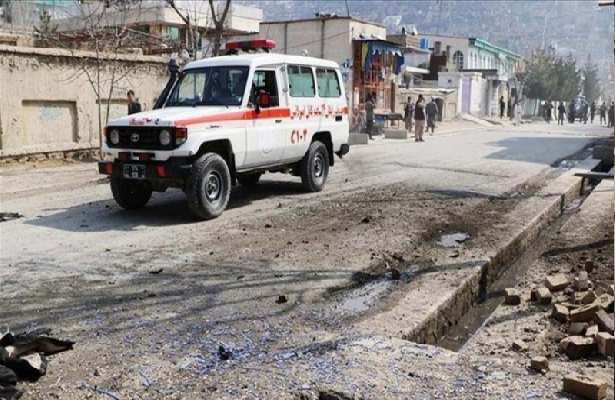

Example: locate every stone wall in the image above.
[0,45,168,159]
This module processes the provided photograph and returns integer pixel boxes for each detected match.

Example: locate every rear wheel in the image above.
[300,141,329,192]
[237,172,262,187]
[110,178,152,210]
[186,153,231,220]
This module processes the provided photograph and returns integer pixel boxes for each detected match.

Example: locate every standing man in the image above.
[499,96,506,119]
[545,101,553,123]
[425,97,439,135]
[590,101,596,124]
[127,90,142,115]
[557,101,566,126]
[404,96,414,134]
[582,102,589,124]
[365,94,375,140]
[600,102,607,126]
[609,102,614,128]
[414,95,426,142]
[568,101,575,124]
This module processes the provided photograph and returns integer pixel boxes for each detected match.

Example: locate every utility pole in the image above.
[344,0,350,17]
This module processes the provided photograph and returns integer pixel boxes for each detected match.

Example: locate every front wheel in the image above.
[186,153,231,220]
[300,141,329,192]
[110,178,152,210]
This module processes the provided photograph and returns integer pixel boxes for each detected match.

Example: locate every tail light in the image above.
[175,127,188,145]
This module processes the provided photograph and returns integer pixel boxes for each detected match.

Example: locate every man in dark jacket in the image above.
[557,102,566,126]
[127,90,142,115]
[590,101,596,124]
[609,102,614,128]
[404,96,414,133]
[499,96,506,119]
[365,94,375,140]
[414,95,426,142]
[425,97,439,135]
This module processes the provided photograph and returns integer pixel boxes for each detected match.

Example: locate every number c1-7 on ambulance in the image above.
[98,40,350,219]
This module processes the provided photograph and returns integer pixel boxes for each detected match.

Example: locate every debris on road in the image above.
[276,295,288,304]
[530,356,549,371]
[0,213,23,223]
[0,329,73,398]
[504,288,521,305]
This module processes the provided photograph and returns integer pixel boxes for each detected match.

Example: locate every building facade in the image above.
[419,33,523,117]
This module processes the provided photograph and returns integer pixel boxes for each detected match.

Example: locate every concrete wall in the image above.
[0,45,167,158]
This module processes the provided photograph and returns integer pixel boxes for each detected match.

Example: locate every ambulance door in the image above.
[316,67,347,146]
[285,65,321,161]
[244,68,286,167]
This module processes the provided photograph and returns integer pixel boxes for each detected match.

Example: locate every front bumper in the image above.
[98,157,192,180]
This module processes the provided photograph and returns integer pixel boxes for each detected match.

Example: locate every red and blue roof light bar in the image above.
[225,39,277,52]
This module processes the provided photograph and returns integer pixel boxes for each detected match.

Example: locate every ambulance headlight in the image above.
[159,129,171,146]
[109,129,120,145]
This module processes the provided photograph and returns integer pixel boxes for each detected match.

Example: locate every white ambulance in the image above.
[99,40,350,219]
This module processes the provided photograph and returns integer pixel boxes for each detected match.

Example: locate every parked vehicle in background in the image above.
[98,40,350,219]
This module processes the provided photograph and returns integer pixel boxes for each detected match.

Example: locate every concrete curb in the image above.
[406,169,587,345]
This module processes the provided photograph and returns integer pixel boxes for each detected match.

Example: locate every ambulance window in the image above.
[316,68,341,98]
[251,70,279,107]
[288,65,315,97]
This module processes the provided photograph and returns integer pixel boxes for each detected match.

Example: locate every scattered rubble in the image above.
[530,356,549,371]
[532,287,552,305]
[544,274,569,291]
[559,336,596,360]
[504,288,521,305]
[595,332,614,357]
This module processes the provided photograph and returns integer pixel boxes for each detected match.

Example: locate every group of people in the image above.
[545,100,614,127]
[363,94,439,142]
[402,95,439,142]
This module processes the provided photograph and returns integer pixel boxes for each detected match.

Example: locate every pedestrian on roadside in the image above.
[609,102,614,128]
[599,102,607,125]
[568,101,575,124]
[582,102,589,124]
[544,100,553,123]
[508,97,513,119]
[499,96,506,119]
[557,102,566,126]
[590,101,596,124]
[127,90,142,115]
[365,94,375,140]
[426,97,439,135]
[414,95,426,142]
[404,96,414,134]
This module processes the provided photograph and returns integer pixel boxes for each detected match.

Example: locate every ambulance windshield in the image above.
[166,66,249,107]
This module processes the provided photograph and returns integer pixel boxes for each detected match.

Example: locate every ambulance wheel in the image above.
[300,141,329,192]
[237,173,261,187]
[187,152,231,220]
[110,177,152,210]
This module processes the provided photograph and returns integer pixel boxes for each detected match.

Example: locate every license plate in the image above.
[122,164,146,179]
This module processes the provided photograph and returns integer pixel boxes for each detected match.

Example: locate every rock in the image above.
[585,325,599,337]
[576,290,596,305]
[530,356,549,371]
[584,260,596,273]
[569,303,601,323]
[575,271,589,291]
[217,345,232,361]
[533,287,552,305]
[545,274,569,292]
[563,374,607,400]
[275,295,288,304]
[360,216,372,224]
[552,304,569,322]
[559,336,596,360]
[568,322,589,336]
[595,332,614,357]
[511,340,528,352]
[595,294,614,312]
[593,309,614,333]
[504,288,521,305]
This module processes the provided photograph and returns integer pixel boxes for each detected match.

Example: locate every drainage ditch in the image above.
[436,158,610,351]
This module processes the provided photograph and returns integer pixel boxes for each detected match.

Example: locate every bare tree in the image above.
[208,0,231,56]
[165,0,212,60]
[36,0,144,147]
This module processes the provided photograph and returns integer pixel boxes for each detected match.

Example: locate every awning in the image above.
[403,66,429,74]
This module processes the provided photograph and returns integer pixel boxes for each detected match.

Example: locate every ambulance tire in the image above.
[300,140,329,192]
[237,173,261,187]
[186,152,231,220]
[110,177,152,210]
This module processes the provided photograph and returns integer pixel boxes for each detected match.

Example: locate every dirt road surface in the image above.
[0,121,611,399]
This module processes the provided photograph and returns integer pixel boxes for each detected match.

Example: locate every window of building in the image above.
[316,68,341,97]
[453,50,464,70]
[288,65,315,97]
[251,70,279,107]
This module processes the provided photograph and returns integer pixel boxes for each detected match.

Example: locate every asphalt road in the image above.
[0,121,611,399]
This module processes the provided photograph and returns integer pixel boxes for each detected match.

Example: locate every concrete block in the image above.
[570,303,601,323]
[504,288,521,305]
[551,304,569,322]
[559,336,596,360]
[349,133,369,145]
[568,322,589,336]
[533,287,552,305]
[530,356,549,371]
[585,325,599,337]
[595,332,614,357]
[545,274,569,291]
[593,309,614,333]
[384,129,408,140]
[563,374,607,400]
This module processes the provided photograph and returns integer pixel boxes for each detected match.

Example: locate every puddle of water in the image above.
[437,232,470,248]
[336,280,392,314]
